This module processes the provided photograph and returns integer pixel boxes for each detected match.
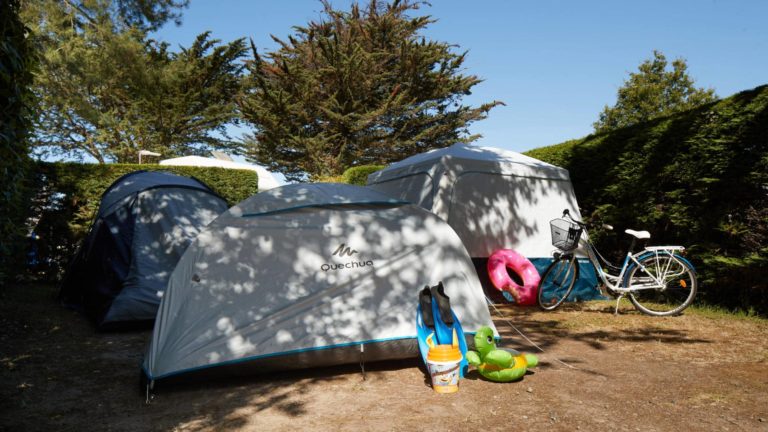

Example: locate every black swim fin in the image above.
[430,281,453,326]
[419,286,434,328]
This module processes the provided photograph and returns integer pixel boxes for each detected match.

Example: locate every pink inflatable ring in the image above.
[487,249,541,306]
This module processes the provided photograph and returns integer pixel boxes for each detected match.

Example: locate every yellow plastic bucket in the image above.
[426,343,462,393]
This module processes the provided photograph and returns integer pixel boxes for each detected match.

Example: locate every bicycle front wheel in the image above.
[627,253,697,316]
[537,255,580,311]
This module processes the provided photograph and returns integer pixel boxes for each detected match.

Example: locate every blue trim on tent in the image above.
[144,331,487,381]
[240,200,410,218]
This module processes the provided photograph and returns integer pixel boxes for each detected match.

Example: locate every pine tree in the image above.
[594,50,717,133]
[23,0,245,163]
[238,0,503,181]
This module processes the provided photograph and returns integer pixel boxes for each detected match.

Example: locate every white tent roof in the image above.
[386,142,559,169]
[368,143,569,184]
[159,155,281,191]
[367,143,581,258]
[228,182,406,217]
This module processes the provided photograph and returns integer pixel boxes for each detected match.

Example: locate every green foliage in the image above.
[29,162,256,279]
[238,0,502,181]
[342,165,385,185]
[22,1,246,163]
[1,0,36,286]
[524,139,581,169]
[104,0,189,31]
[527,85,768,315]
[312,165,384,184]
[313,175,346,184]
[27,0,189,32]
[685,303,763,322]
[594,50,717,133]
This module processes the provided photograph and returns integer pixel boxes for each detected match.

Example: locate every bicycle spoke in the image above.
[537,256,579,311]
[628,253,697,316]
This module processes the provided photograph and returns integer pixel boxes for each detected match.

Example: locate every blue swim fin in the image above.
[416,286,435,365]
[450,309,469,377]
[416,303,433,365]
[429,283,469,378]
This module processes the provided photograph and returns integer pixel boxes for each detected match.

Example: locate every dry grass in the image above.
[2,284,767,431]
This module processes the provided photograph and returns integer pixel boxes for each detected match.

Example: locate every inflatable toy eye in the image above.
[487,336,493,344]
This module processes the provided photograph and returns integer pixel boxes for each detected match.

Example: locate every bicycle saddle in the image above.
[625,229,651,240]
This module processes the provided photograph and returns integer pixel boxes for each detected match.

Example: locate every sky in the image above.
[153,0,768,154]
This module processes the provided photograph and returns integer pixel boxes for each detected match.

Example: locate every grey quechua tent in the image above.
[142,183,495,383]
[60,171,228,329]
[367,143,600,300]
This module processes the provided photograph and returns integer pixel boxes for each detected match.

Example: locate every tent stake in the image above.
[145,380,155,405]
[359,344,366,381]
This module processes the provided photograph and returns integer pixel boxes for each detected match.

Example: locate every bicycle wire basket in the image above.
[550,218,583,251]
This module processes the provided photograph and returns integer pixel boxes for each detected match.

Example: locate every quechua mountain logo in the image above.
[332,243,358,257]
[321,243,372,272]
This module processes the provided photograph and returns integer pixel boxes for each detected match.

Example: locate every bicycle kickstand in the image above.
[614,294,624,316]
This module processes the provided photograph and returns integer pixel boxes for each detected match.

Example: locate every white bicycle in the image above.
[537,209,698,316]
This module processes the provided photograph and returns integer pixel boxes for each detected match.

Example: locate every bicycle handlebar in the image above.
[562,209,587,227]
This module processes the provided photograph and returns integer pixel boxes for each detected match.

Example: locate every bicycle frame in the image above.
[541,210,697,316]
[575,233,686,294]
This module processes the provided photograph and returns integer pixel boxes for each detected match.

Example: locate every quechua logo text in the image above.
[322,243,373,272]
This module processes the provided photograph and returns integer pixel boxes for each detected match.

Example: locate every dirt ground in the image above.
[1,283,767,432]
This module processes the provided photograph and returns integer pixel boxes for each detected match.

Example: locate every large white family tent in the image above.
[60,171,229,330]
[367,143,599,300]
[142,183,496,383]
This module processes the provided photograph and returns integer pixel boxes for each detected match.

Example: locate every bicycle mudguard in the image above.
[621,251,696,287]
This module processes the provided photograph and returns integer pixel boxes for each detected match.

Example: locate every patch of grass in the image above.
[547,299,646,331]
[570,299,768,323]
[685,304,767,322]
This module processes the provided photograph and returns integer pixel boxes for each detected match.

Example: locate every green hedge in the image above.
[341,165,385,185]
[0,0,35,287]
[526,84,768,315]
[313,165,385,185]
[29,162,258,280]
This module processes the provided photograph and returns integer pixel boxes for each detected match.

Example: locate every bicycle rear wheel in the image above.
[627,253,697,316]
[537,255,580,311]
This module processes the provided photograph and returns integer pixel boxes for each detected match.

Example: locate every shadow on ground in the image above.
[0,283,418,431]
[4,283,747,432]
[488,302,712,352]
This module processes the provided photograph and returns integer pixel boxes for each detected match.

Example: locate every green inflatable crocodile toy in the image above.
[465,326,538,382]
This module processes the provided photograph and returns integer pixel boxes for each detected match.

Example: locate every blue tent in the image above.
[59,171,228,329]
